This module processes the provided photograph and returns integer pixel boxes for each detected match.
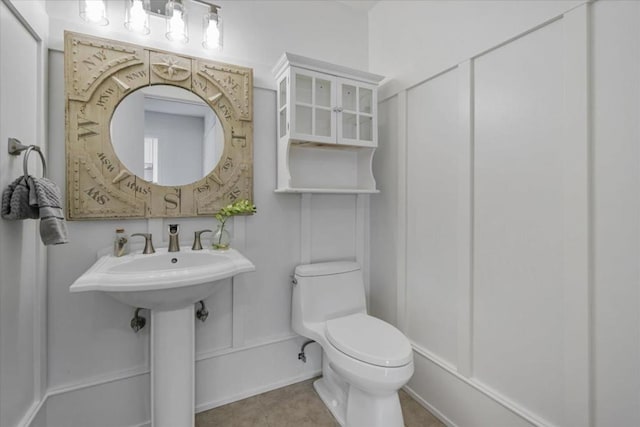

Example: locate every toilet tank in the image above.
[292,261,366,333]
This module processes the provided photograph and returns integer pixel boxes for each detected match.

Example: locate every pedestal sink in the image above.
[70,248,255,427]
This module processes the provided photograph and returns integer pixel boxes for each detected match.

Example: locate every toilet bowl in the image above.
[292,261,414,427]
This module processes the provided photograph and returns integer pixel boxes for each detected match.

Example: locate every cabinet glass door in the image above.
[337,80,376,147]
[278,75,288,138]
[291,67,336,144]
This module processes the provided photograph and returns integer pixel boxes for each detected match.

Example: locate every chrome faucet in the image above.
[131,233,155,254]
[168,224,180,252]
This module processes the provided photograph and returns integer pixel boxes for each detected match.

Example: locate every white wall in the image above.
[370,1,640,426]
[369,0,582,99]
[38,2,370,426]
[0,1,49,426]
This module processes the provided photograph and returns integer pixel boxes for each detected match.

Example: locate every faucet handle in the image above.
[131,233,155,254]
[192,229,212,251]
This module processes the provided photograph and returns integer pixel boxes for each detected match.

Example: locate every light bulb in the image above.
[166,1,188,43]
[79,0,108,26]
[206,22,219,46]
[85,1,104,22]
[170,13,184,36]
[124,0,150,35]
[202,8,222,51]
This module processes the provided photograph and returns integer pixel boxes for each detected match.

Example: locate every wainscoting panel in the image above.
[473,15,568,426]
[39,333,322,427]
[406,66,462,370]
[398,5,590,426]
[370,96,400,326]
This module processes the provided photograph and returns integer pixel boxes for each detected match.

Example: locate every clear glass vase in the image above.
[212,224,230,250]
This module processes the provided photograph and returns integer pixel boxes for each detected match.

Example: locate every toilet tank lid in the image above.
[295,261,360,277]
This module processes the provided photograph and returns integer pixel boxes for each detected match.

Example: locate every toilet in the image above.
[292,261,414,427]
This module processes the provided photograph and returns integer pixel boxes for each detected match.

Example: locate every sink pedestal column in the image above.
[151,305,195,427]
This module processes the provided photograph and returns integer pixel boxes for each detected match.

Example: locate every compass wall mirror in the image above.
[64,31,253,219]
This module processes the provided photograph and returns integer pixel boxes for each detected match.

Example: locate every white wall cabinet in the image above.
[273,53,383,193]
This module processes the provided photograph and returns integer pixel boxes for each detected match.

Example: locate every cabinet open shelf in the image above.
[280,143,377,193]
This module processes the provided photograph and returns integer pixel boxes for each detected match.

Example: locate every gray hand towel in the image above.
[1,176,39,219]
[1,176,68,245]
[27,177,69,245]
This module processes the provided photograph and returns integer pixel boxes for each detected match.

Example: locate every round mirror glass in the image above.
[110,85,224,186]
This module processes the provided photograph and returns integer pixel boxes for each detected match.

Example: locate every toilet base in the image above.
[314,356,348,425]
[313,355,405,427]
[314,378,346,426]
[314,378,405,427]
[345,385,403,427]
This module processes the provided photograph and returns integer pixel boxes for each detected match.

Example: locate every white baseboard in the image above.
[27,335,321,427]
[28,336,552,427]
[17,398,46,427]
[409,345,550,427]
[403,385,457,427]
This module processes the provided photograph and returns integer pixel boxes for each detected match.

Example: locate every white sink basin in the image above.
[70,248,255,310]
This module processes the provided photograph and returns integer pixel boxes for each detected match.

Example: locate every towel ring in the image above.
[7,138,46,179]
[23,146,47,179]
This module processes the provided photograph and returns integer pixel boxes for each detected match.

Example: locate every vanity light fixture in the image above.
[79,0,223,50]
[79,0,109,26]
[124,0,151,35]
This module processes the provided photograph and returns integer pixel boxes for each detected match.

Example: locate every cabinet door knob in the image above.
[333,107,344,113]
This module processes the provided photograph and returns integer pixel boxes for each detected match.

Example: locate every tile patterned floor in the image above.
[196,378,445,427]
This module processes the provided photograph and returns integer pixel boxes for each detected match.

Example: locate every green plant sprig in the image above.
[214,199,257,226]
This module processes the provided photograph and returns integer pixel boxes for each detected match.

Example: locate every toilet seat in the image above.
[326,313,412,368]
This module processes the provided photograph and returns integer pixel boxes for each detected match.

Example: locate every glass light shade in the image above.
[166,0,189,43]
[124,0,150,35]
[202,10,223,51]
[79,0,109,26]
